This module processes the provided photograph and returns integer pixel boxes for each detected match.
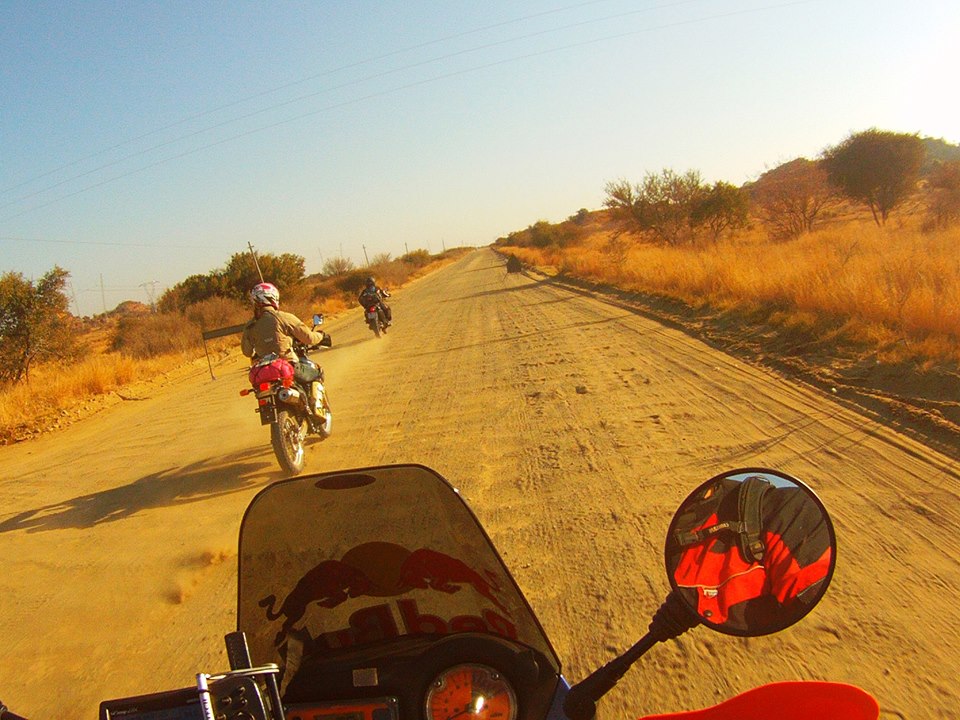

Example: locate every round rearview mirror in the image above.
[664,468,836,637]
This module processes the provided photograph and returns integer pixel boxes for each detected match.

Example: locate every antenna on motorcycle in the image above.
[564,468,838,720]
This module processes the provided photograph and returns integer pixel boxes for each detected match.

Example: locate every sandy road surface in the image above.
[2,248,959,719]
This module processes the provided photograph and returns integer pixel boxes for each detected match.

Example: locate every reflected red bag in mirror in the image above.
[249,357,294,386]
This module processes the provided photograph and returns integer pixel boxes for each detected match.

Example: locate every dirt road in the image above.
[2,248,958,719]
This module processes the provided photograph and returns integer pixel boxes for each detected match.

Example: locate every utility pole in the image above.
[247,242,264,282]
[100,274,107,315]
[362,245,369,265]
[404,242,409,255]
[68,280,81,317]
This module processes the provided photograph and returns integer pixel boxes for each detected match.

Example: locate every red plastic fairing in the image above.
[638,682,878,720]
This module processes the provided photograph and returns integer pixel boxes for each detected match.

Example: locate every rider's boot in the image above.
[310,382,332,438]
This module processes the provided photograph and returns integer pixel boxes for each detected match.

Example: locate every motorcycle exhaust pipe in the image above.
[277,387,301,404]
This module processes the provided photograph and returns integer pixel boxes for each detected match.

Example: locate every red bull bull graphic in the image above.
[258,543,515,648]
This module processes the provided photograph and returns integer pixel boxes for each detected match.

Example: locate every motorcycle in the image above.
[360,289,391,338]
[80,464,878,720]
[240,314,333,476]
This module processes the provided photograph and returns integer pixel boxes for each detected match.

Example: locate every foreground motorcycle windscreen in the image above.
[237,464,560,682]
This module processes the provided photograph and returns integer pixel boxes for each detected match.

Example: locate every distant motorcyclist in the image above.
[358,276,392,325]
[241,282,327,417]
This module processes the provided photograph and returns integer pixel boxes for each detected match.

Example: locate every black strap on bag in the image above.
[673,476,771,564]
[736,475,771,563]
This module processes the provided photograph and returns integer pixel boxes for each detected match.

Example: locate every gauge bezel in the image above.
[424,663,518,720]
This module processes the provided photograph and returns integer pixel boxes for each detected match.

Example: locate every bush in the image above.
[399,249,432,267]
[112,313,201,359]
[184,296,247,331]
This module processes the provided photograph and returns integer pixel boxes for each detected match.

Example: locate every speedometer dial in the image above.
[425,664,517,720]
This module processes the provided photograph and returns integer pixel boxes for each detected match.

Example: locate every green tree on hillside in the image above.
[821,129,925,226]
[157,273,226,313]
[221,252,305,298]
[0,266,73,382]
[158,251,306,311]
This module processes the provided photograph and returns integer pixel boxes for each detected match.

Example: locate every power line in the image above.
[0,234,229,249]
[1,0,818,223]
[1,0,707,214]
[0,0,622,198]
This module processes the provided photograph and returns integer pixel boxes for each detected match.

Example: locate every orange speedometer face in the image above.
[424,664,517,720]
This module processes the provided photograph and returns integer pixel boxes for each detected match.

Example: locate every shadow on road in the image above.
[0,447,278,534]
[406,312,639,358]
[445,274,555,301]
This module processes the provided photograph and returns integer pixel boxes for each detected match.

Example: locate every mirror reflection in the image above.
[664,468,836,636]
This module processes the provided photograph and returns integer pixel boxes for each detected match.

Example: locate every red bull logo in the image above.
[256,543,514,647]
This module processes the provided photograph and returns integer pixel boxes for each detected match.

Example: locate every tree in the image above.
[0,266,73,383]
[750,158,836,239]
[692,181,750,241]
[157,251,306,311]
[604,169,706,244]
[821,129,925,225]
[220,252,305,299]
[322,256,356,277]
[925,159,960,229]
[368,252,393,267]
[157,273,225,313]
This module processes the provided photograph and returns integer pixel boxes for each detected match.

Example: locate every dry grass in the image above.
[0,352,190,441]
[502,220,960,363]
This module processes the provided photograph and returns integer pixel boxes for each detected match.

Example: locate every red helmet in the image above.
[250,282,279,309]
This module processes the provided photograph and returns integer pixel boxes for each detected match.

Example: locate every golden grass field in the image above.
[501,218,960,366]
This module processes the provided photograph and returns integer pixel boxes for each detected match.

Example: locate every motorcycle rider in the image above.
[357,276,392,325]
[241,282,328,420]
[668,475,832,633]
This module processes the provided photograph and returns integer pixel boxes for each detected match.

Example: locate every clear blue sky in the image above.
[2,0,956,316]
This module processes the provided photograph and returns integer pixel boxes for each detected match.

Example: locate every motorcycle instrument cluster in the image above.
[424,664,518,720]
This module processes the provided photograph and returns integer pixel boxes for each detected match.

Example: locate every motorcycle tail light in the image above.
[282,377,293,388]
[258,399,268,406]
[259,382,271,392]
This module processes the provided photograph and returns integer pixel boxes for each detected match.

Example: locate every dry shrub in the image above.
[113,313,201,358]
[112,297,247,359]
[184,296,247,331]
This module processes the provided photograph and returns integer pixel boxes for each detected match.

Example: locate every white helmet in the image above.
[250,282,279,309]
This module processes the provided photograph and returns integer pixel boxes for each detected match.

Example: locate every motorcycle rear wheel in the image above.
[271,409,306,475]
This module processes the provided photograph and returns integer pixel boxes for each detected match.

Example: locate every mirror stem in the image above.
[563,591,699,720]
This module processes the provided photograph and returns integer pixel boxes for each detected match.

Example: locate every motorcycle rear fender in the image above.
[636,681,879,720]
